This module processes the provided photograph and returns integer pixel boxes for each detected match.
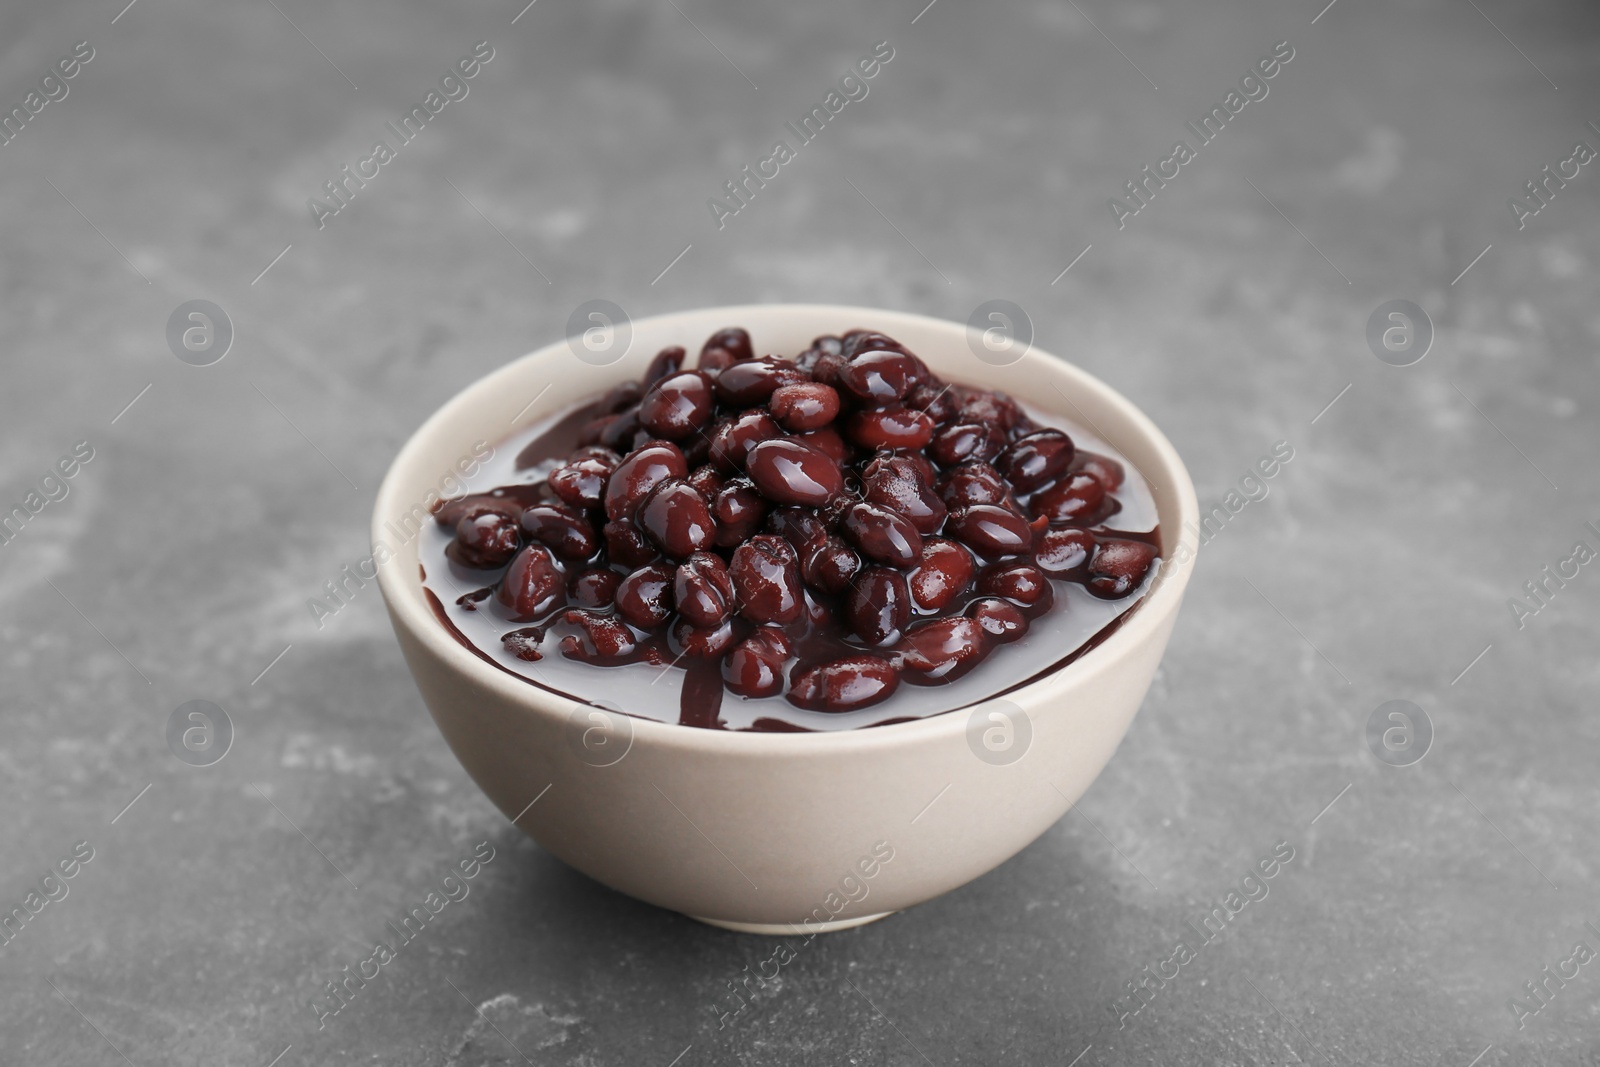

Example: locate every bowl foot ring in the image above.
[687,910,896,935]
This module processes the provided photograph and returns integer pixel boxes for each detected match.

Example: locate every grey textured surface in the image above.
[2,0,1598,1063]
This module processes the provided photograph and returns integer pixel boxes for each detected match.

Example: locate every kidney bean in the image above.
[938,462,1012,510]
[452,511,521,568]
[810,350,847,388]
[721,629,791,698]
[686,465,724,498]
[703,326,754,363]
[841,500,923,567]
[802,534,862,595]
[639,371,715,440]
[673,551,736,628]
[1031,471,1107,525]
[837,349,915,404]
[520,503,599,561]
[698,347,737,374]
[707,411,782,472]
[501,626,544,661]
[549,457,617,510]
[576,413,616,447]
[906,381,958,424]
[959,389,1021,433]
[568,567,621,610]
[560,609,637,660]
[844,566,911,646]
[947,504,1035,556]
[745,439,845,507]
[637,479,715,559]
[766,507,828,555]
[603,519,658,568]
[929,422,1006,466]
[496,544,565,621]
[841,330,906,359]
[730,535,803,625]
[863,454,946,535]
[967,597,1029,642]
[714,358,806,406]
[1072,450,1126,492]
[976,561,1052,607]
[712,478,767,547]
[435,493,521,529]
[843,405,935,451]
[614,563,675,628]
[787,655,899,712]
[770,382,841,431]
[1035,527,1095,578]
[895,617,988,678]
[669,616,737,659]
[643,345,684,386]
[907,537,976,612]
[796,425,850,465]
[997,429,1075,493]
[1087,539,1157,599]
[604,441,688,521]
[596,380,643,415]
[599,406,642,453]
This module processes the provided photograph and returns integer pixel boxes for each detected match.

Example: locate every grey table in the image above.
[2,0,1597,1063]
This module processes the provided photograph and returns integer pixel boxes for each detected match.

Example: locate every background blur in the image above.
[3,0,1598,1063]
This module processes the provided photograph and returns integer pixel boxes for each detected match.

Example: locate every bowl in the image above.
[373,304,1198,933]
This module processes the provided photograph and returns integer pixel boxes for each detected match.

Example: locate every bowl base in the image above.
[687,910,897,935]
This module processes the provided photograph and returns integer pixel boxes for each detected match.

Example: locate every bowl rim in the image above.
[373,302,1199,754]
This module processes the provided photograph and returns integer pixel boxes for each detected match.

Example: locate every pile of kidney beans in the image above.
[433,327,1158,715]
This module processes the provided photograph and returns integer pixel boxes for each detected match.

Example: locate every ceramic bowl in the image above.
[373,304,1198,933]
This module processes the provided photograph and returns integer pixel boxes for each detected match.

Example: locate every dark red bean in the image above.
[668,616,737,659]
[712,478,767,547]
[686,465,724,498]
[939,463,1011,510]
[435,493,520,529]
[496,544,565,621]
[568,567,621,609]
[844,566,911,646]
[745,439,845,507]
[707,411,781,472]
[895,617,988,679]
[452,511,521,568]
[603,441,688,521]
[841,500,922,568]
[520,503,599,561]
[502,627,544,661]
[959,390,1021,433]
[929,422,1005,466]
[713,357,806,406]
[787,655,899,712]
[1087,539,1157,599]
[906,381,958,424]
[770,382,841,432]
[638,371,714,440]
[841,331,906,360]
[843,405,935,451]
[947,504,1035,556]
[837,349,915,404]
[907,538,976,612]
[802,535,862,595]
[863,454,946,535]
[643,345,684,386]
[1031,471,1107,525]
[636,479,715,559]
[997,429,1075,493]
[796,425,849,465]
[810,351,847,388]
[614,563,675,628]
[703,326,753,363]
[603,520,658,568]
[597,380,643,415]
[673,551,736,628]
[599,406,642,453]
[1035,527,1095,578]
[560,609,637,659]
[698,347,738,374]
[765,507,828,556]
[576,414,616,447]
[976,561,1052,606]
[967,597,1029,642]
[548,457,617,511]
[730,535,803,625]
[721,629,790,698]
[1072,451,1126,492]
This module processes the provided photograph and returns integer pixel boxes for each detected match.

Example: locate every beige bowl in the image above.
[374,304,1198,934]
